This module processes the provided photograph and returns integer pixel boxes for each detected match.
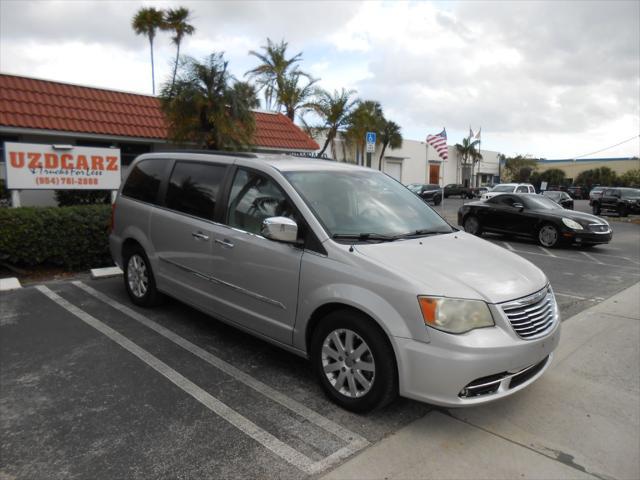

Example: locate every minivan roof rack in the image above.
[167,149,259,158]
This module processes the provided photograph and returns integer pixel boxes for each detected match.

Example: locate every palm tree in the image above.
[159,53,259,150]
[377,120,403,170]
[132,7,165,95]
[245,38,306,111]
[306,88,357,158]
[345,100,385,166]
[278,70,318,121]
[162,7,196,94]
[455,137,482,186]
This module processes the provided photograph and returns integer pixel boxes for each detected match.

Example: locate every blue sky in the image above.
[1,0,638,159]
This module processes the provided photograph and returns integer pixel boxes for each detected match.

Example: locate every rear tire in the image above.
[310,310,397,413]
[433,196,442,206]
[463,215,482,236]
[123,245,163,307]
[592,203,601,215]
[619,205,629,217]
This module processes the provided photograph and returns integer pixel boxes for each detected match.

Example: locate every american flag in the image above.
[426,128,448,161]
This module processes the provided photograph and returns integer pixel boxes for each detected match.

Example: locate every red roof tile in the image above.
[0,74,319,151]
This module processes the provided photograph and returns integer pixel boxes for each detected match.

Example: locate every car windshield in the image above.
[406,184,421,192]
[425,184,440,190]
[621,188,640,198]
[523,195,563,210]
[543,191,561,200]
[492,185,515,192]
[284,170,453,238]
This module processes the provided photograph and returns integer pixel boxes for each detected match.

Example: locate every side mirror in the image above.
[512,202,524,211]
[261,216,298,243]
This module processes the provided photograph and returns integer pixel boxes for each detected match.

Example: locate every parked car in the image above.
[407,183,442,205]
[444,183,473,199]
[458,193,611,248]
[481,183,536,200]
[588,186,606,206]
[470,186,491,198]
[592,187,640,216]
[567,186,588,200]
[542,190,574,209]
[111,152,560,411]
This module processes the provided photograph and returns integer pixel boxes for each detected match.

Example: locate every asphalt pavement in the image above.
[1,201,639,479]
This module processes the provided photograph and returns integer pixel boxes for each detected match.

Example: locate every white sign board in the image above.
[366,143,376,153]
[3,142,121,190]
[540,181,548,191]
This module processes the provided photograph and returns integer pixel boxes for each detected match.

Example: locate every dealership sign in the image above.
[3,142,121,190]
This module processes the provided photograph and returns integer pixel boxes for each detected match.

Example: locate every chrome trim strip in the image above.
[158,256,286,310]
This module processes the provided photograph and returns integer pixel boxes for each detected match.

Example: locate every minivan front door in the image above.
[210,168,303,344]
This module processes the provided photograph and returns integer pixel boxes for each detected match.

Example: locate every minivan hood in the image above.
[354,232,547,304]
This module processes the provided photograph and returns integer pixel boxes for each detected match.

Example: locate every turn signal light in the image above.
[418,297,438,326]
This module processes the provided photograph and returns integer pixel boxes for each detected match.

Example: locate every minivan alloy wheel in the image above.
[321,329,376,398]
[127,254,148,298]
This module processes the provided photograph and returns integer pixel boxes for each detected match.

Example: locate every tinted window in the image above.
[621,189,640,198]
[491,195,516,206]
[523,196,562,210]
[543,191,560,200]
[227,169,295,234]
[516,185,528,193]
[122,159,168,204]
[604,189,618,196]
[165,162,226,220]
[492,185,515,192]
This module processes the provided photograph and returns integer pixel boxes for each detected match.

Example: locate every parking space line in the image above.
[502,242,515,251]
[508,248,640,273]
[555,292,604,301]
[593,253,640,264]
[36,285,321,474]
[72,281,369,473]
[579,251,604,265]
[538,246,557,257]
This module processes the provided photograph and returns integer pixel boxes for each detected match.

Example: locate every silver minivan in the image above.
[110,152,560,412]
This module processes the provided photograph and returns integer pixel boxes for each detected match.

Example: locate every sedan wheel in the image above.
[463,216,482,236]
[538,224,560,248]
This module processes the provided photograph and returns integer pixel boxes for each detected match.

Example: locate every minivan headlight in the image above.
[418,296,494,334]
[561,218,583,230]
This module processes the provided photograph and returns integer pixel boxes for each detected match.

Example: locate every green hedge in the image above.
[0,205,112,270]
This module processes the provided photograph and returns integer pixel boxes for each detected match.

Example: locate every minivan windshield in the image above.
[284,170,453,239]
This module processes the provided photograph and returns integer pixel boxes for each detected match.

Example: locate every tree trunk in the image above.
[378,142,388,170]
[170,41,181,95]
[149,36,155,95]
[318,130,333,156]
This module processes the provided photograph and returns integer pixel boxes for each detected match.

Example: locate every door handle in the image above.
[215,238,235,248]
[192,232,209,241]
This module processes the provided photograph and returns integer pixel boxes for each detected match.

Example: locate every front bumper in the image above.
[564,229,612,244]
[394,306,561,407]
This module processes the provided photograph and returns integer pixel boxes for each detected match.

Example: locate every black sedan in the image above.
[457,193,612,248]
[407,183,442,205]
[542,190,574,209]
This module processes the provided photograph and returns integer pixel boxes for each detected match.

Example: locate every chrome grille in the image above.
[501,287,557,339]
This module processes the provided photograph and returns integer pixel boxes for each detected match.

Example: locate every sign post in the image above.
[3,142,121,207]
[365,132,376,168]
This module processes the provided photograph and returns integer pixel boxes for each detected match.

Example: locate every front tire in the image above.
[311,310,397,413]
[463,215,482,236]
[123,245,162,307]
[433,195,442,206]
[538,223,561,248]
[619,205,629,217]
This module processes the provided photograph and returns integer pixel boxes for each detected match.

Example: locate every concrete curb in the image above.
[0,277,22,291]
[90,267,123,279]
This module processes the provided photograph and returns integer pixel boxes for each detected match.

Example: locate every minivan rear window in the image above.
[122,159,168,204]
[166,161,226,220]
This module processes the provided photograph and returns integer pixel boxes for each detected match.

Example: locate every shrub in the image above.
[54,189,111,206]
[0,205,112,270]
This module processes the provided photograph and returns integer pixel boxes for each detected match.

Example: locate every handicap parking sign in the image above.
[366,132,376,144]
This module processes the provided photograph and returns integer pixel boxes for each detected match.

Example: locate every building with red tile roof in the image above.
[0,73,319,157]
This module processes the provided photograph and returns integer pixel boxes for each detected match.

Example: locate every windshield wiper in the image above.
[394,228,451,238]
[332,233,400,242]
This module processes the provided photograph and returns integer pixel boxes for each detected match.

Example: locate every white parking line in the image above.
[502,242,515,251]
[538,246,557,257]
[36,285,324,473]
[72,281,368,473]
[507,248,640,273]
[555,292,604,301]
[586,252,640,265]
[580,251,604,265]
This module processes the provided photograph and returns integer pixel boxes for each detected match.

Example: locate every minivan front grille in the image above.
[500,287,557,339]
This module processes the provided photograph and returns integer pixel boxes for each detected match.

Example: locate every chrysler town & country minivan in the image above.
[110,152,560,412]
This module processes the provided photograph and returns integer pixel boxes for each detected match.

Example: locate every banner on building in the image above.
[3,142,121,190]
